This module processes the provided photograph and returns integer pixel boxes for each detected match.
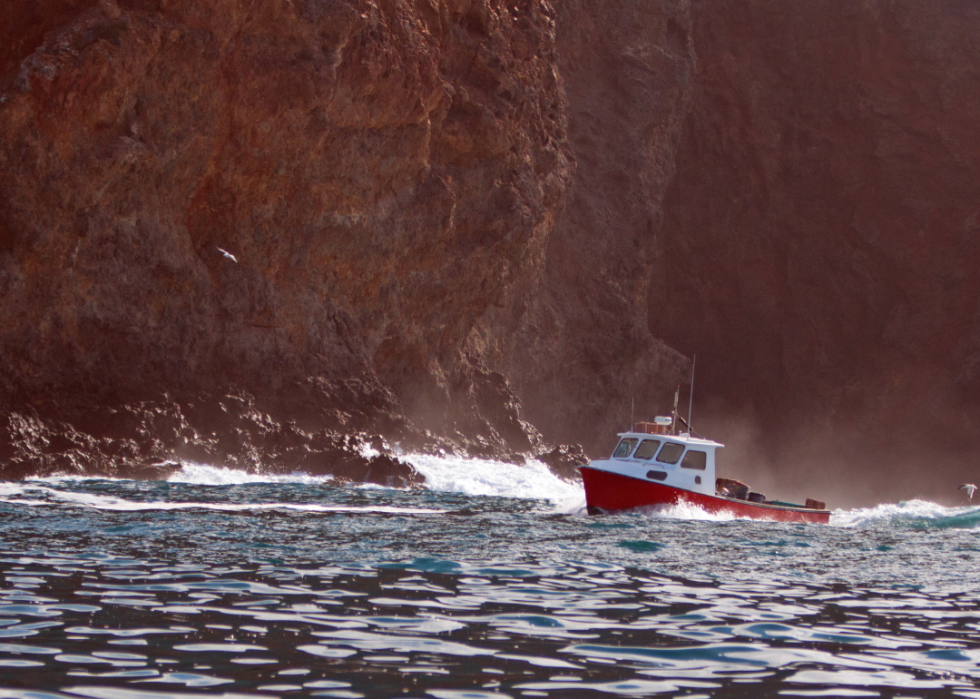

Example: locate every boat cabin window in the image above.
[656,442,685,464]
[633,439,661,460]
[612,438,638,458]
[681,449,707,470]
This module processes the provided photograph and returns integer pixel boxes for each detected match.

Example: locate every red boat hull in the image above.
[580,467,830,524]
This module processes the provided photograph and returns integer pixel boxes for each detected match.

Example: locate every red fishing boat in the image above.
[579,416,830,524]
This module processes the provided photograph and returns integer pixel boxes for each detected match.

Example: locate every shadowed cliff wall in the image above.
[653,0,980,505]
[507,0,694,455]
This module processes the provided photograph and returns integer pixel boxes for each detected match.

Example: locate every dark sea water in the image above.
[0,456,979,699]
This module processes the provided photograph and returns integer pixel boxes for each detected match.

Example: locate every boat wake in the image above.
[166,462,335,487]
[25,464,336,488]
[635,501,739,521]
[0,482,445,515]
[639,499,980,528]
[832,499,980,529]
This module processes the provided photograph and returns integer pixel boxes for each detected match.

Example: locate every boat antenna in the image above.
[672,386,679,435]
[630,396,634,432]
[687,354,696,435]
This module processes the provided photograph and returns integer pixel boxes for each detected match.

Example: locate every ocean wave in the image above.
[165,463,334,487]
[24,465,336,488]
[0,482,445,515]
[21,463,980,531]
[26,473,130,484]
[403,453,582,503]
[24,457,580,504]
[832,499,980,529]
[20,453,583,504]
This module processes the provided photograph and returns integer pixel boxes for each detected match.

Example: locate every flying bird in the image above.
[216,247,238,263]
[959,483,977,501]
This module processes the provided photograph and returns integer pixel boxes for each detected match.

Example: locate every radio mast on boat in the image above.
[687,355,696,435]
[671,387,680,435]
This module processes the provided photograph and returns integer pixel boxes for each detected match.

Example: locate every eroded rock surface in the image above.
[0,0,574,478]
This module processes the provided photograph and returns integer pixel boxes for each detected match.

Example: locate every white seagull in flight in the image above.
[959,483,977,501]
[216,247,238,263]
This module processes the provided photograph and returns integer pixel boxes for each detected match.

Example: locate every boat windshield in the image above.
[681,449,707,470]
[634,439,661,460]
[656,442,685,464]
[612,438,638,458]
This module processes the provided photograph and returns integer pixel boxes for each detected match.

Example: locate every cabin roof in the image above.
[616,431,724,449]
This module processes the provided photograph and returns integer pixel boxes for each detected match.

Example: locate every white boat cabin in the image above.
[592,417,722,497]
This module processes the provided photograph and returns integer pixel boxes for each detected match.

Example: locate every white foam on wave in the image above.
[0,482,445,515]
[166,463,334,487]
[831,499,980,528]
[635,500,739,522]
[404,453,583,505]
[25,465,335,488]
[12,453,589,511]
[0,482,52,508]
[26,473,128,484]
[10,457,586,510]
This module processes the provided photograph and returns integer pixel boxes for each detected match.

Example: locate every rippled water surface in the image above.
[0,459,979,698]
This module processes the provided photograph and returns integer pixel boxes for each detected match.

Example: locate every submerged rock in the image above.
[537,443,588,482]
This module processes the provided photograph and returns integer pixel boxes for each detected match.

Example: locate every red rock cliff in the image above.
[5,0,978,505]
[0,0,572,476]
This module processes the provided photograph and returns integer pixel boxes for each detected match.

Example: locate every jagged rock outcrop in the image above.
[537,443,588,482]
[0,0,573,478]
[653,0,980,503]
[0,391,422,486]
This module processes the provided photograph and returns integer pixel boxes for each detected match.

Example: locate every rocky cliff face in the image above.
[0,0,573,478]
[5,0,979,505]
[653,0,980,503]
